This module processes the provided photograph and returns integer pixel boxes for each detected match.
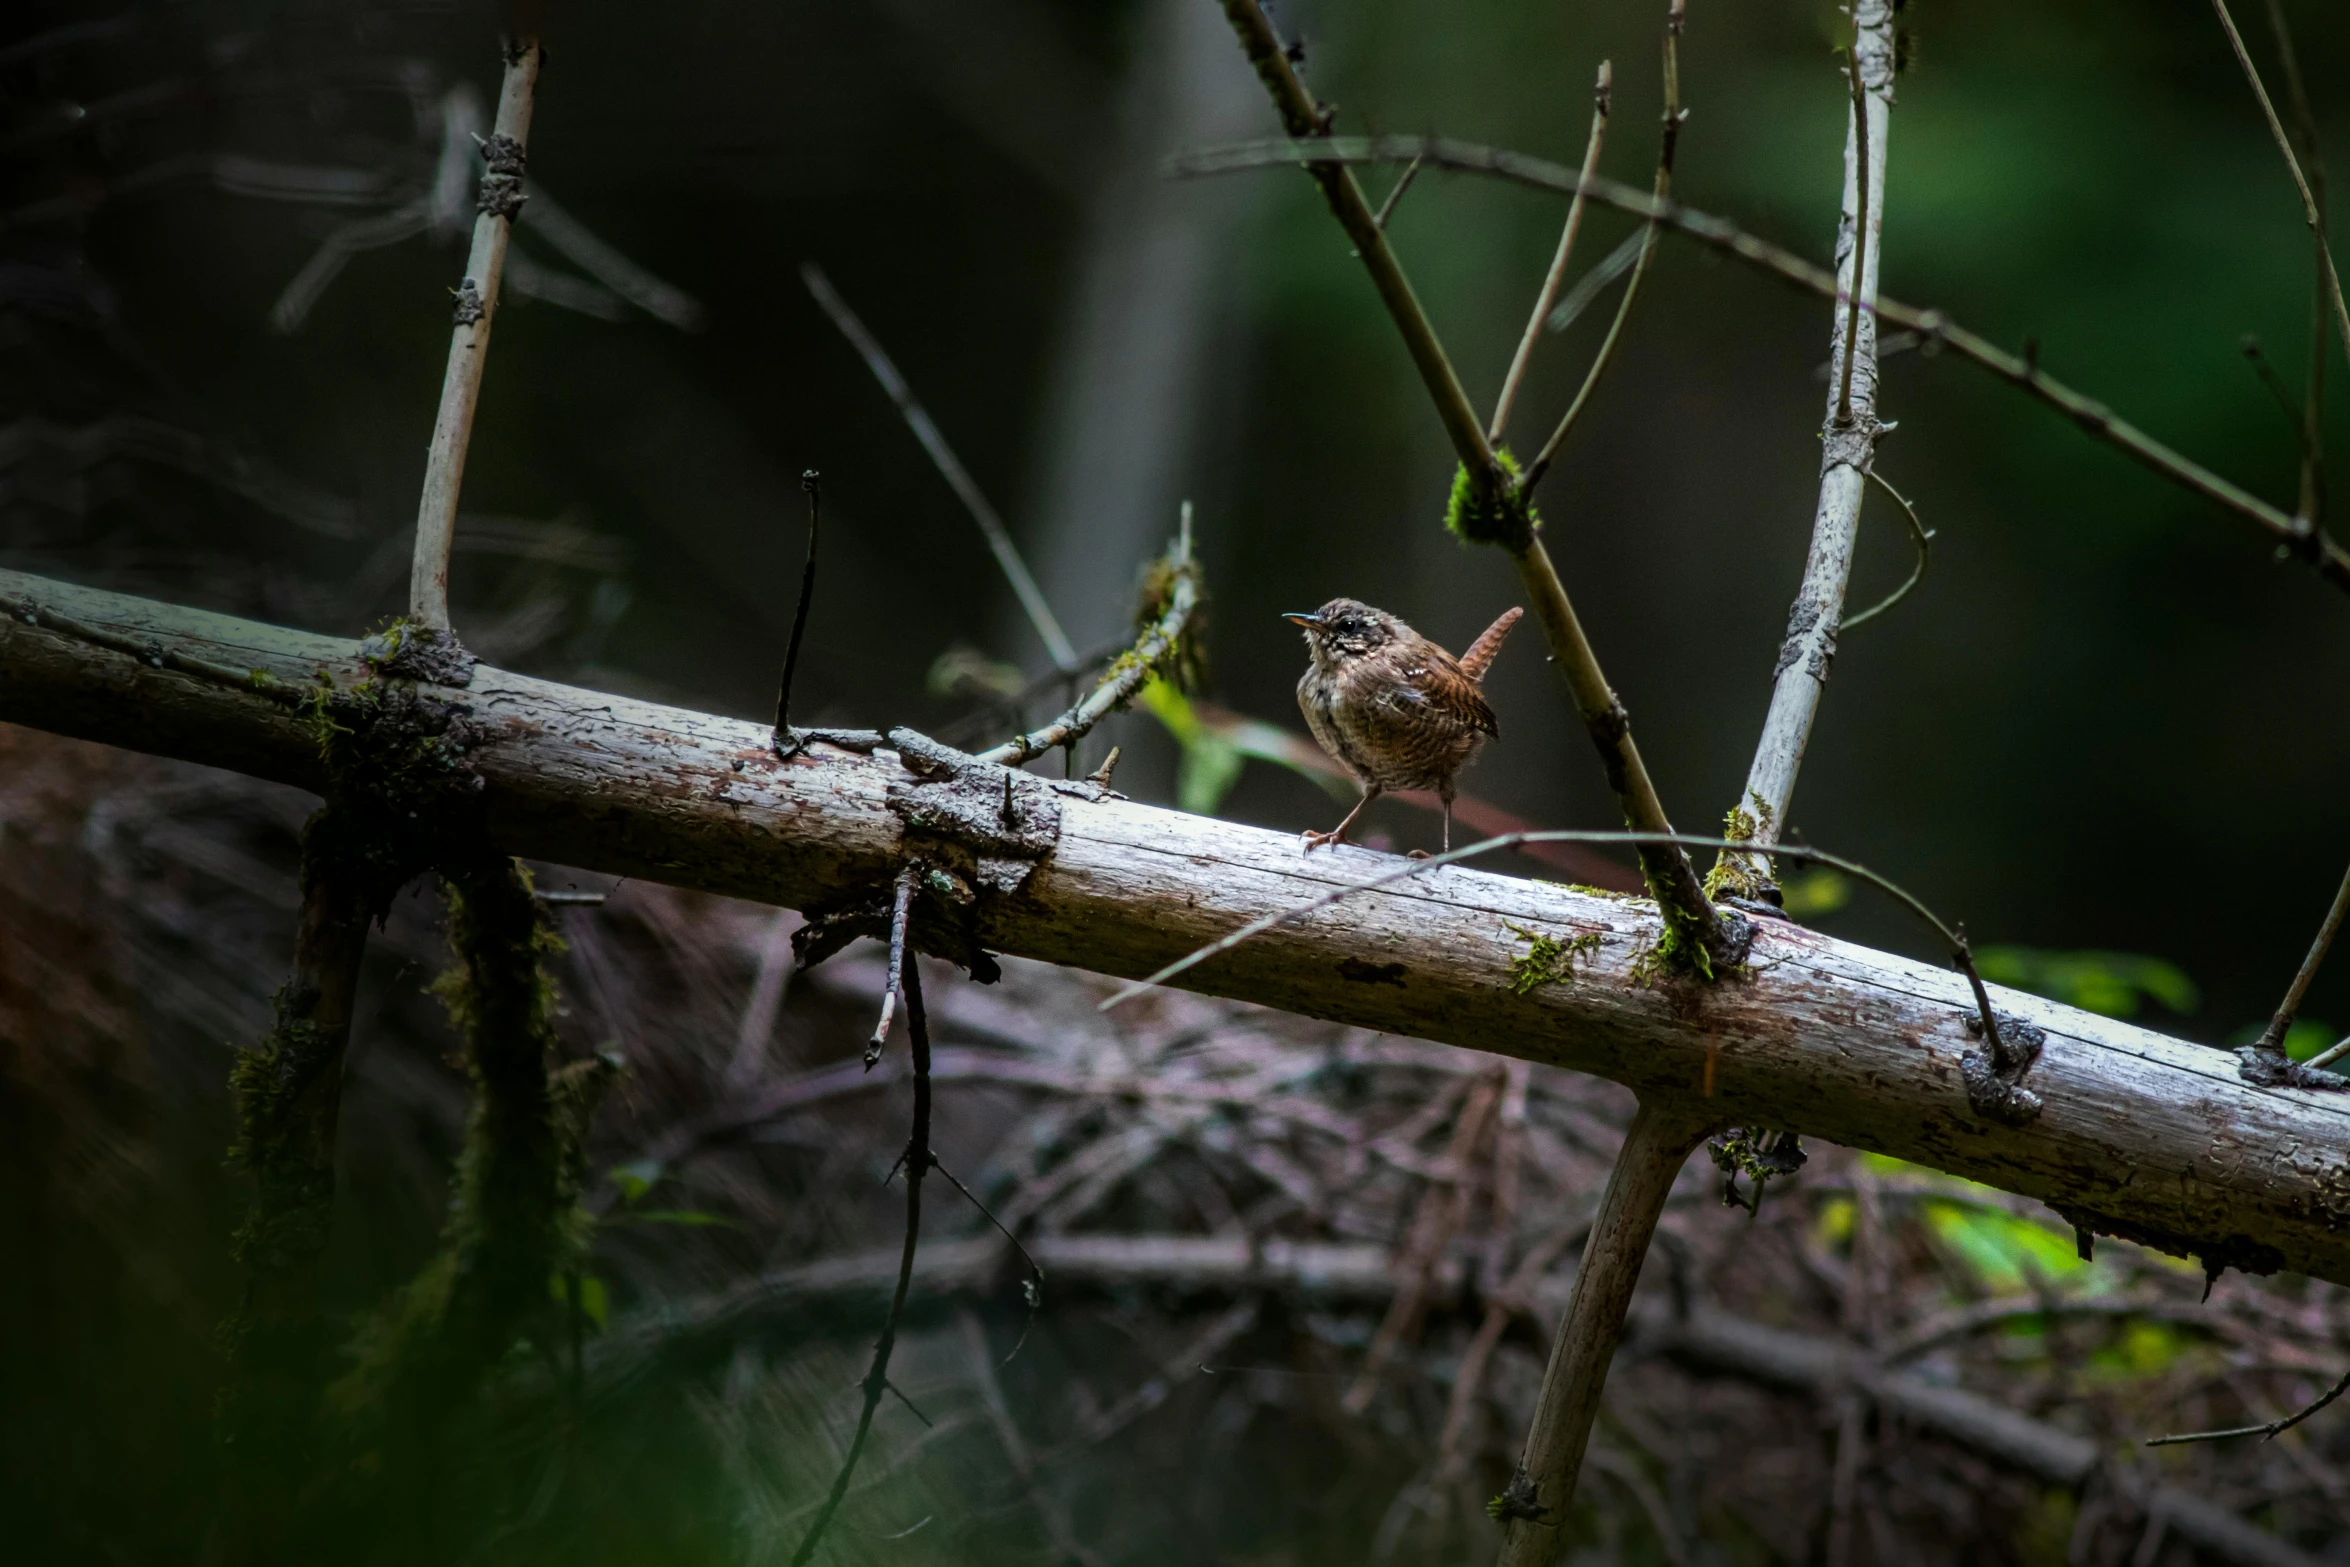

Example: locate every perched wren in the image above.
[1284,598,1524,853]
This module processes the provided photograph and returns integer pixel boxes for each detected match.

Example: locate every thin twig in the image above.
[1520,8,1681,493]
[1545,230,1645,335]
[1097,827,2014,1059]
[2252,854,2350,1059]
[865,865,919,1069]
[1490,62,1609,444]
[2241,336,2308,433]
[930,1157,1046,1365]
[785,952,936,1567]
[772,470,821,747]
[2148,1366,2350,1447]
[1372,154,1424,229]
[974,507,1198,768]
[800,262,1078,672]
[1838,467,1932,633]
[2210,0,2350,378]
[410,38,541,634]
[6,593,309,707]
[2258,0,2327,530]
[1166,134,2350,594]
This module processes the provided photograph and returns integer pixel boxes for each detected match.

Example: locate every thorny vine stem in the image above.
[1167,135,2350,595]
[772,471,822,748]
[786,945,936,1567]
[1216,0,1741,973]
[975,506,1199,768]
[1718,0,1896,898]
[2147,1365,2350,1447]
[1494,1097,1712,1567]
[1100,828,2024,1069]
[1519,3,1680,495]
[800,262,1079,674]
[1489,61,1609,445]
[865,865,918,1069]
[410,38,541,635]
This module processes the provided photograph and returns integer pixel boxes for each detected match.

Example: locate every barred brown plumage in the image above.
[1284,598,1523,854]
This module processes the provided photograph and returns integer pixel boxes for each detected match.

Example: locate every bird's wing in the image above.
[1457,605,1524,684]
[1378,655,1499,739]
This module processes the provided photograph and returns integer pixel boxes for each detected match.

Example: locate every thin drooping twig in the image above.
[2148,1366,2350,1448]
[2258,0,2328,531]
[1520,6,1681,493]
[1167,134,2350,595]
[974,507,1199,768]
[786,949,935,1567]
[1489,61,1610,444]
[1098,827,2021,1068]
[772,471,822,749]
[1837,468,1931,633]
[410,38,542,636]
[799,262,1078,674]
[1715,0,1896,900]
[1214,0,1746,975]
[864,865,918,1070]
[2241,855,2350,1088]
[1494,1097,1712,1566]
[1372,153,1424,229]
[2210,0,2350,379]
[1545,231,1645,335]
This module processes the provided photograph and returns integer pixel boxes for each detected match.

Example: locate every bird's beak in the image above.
[1281,612,1322,628]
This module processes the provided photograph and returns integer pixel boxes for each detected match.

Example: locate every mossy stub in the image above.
[1445,449,1540,551]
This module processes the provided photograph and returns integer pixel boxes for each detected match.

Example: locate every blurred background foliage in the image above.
[8,0,2350,1560]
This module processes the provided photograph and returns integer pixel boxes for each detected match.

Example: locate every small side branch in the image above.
[2147,1365,2350,1447]
[772,471,822,751]
[1489,62,1610,445]
[1493,1097,1711,1566]
[409,38,542,637]
[2239,853,2350,1091]
[974,511,1200,769]
[786,952,936,1567]
[801,262,1078,674]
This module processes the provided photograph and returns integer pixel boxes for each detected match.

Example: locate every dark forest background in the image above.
[8,1,2350,1563]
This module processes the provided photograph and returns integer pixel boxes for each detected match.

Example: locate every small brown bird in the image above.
[1285,598,1524,854]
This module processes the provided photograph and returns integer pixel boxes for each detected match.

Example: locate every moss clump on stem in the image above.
[1444,447,1541,550]
[1702,793,1777,903]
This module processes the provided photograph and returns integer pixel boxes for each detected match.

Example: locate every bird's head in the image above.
[1283,598,1401,667]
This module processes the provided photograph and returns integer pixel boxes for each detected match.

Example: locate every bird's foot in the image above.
[1406,849,1433,860]
[1301,828,1346,852]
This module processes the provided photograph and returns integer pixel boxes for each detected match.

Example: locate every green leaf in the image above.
[1922,1201,2086,1291]
[1779,867,1852,918]
[1972,948,2198,1018]
[550,1272,609,1332]
[607,1158,664,1204]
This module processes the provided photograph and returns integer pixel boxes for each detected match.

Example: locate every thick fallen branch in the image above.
[8,566,2350,1284]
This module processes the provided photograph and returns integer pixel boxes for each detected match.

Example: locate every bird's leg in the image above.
[1409,787,1456,860]
[1304,786,1381,851]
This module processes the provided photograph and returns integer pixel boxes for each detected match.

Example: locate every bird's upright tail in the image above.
[1458,605,1524,683]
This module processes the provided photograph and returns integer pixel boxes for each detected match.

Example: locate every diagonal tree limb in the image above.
[1490,62,1610,445]
[1166,135,2350,596]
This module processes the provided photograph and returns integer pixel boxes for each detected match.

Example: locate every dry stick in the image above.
[1494,1097,1713,1567]
[1490,62,1611,445]
[2259,0,2328,530]
[974,507,1199,767]
[409,38,541,636]
[799,262,1078,675]
[864,865,918,1069]
[771,471,822,748]
[1167,134,2350,595]
[1212,0,1736,967]
[2148,1366,2350,1448]
[2243,855,2350,1088]
[1717,0,1895,899]
[786,952,936,1567]
[1519,5,1682,494]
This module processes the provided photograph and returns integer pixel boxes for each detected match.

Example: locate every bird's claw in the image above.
[1301,828,1344,852]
